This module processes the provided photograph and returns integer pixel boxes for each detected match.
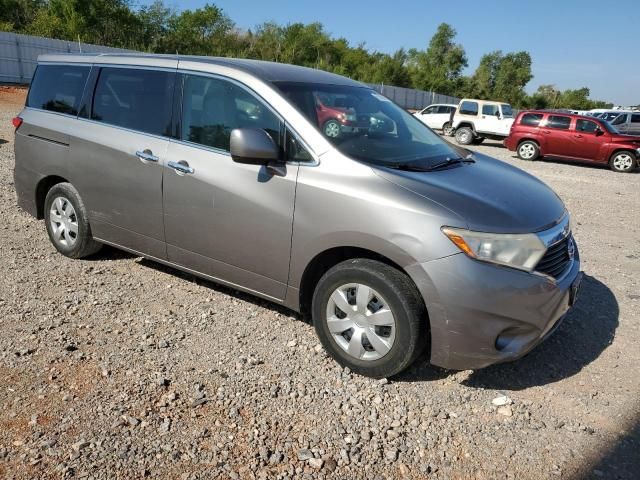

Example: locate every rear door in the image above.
[540,115,574,157]
[162,72,299,300]
[71,64,176,258]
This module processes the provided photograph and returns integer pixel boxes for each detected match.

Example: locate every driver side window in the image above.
[180,74,282,152]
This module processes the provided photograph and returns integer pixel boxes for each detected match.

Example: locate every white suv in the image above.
[413,104,457,134]
[451,99,515,145]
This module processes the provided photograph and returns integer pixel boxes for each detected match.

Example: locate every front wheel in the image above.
[312,259,427,378]
[454,127,474,145]
[517,141,540,161]
[323,120,341,138]
[609,151,636,173]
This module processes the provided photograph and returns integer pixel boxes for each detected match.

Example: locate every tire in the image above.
[323,119,342,138]
[472,137,485,145]
[517,140,540,161]
[312,259,427,378]
[609,151,636,173]
[442,122,454,136]
[44,182,102,259]
[454,126,474,145]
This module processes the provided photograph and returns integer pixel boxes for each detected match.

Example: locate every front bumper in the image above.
[406,250,581,371]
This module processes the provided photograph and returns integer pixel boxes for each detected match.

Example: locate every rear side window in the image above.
[459,101,478,115]
[631,114,640,123]
[91,67,175,136]
[27,64,90,115]
[547,115,571,130]
[520,113,543,126]
[436,106,452,114]
[180,74,282,152]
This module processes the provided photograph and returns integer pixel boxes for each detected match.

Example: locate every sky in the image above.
[150,0,640,106]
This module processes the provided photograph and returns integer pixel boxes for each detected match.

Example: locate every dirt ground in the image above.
[0,88,638,479]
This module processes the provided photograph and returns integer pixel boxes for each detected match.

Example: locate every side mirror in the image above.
[230,128,279,165]
[495,111,501,119]
[594,127,604,136]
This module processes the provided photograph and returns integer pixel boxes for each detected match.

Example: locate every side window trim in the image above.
[77,65,99,119]
[174,69,319,165]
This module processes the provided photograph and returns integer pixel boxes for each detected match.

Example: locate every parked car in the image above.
[504,111,640,172]
[14,54,582,378]
[451,98,515,145]
[314,92,370,138]
[413,103,456,134]
[607,111,640,135]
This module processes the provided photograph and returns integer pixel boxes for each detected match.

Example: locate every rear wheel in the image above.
[455,127,474,145]
[442,122,454,136]
[517,141,540,161]
[312,259,427,378]
[44,183,102,259]
[609,151,636,173]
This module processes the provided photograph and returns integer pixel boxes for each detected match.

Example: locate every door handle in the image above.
[542,130,551,134]
[574,134,583,138]
[168,160,194,175]
[136,149,159,163]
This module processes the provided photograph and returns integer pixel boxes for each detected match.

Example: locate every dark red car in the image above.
[504,111,640,173]
[314,92,370,138]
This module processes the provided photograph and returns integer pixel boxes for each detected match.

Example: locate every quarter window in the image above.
[576,119,599,133]
[520,113,543,127]
[27,65,90,115]
[631,114,640,123]
[459,101,478,116]
[181,74,282,152]
[546,115,571,130]
[91,67,174,136]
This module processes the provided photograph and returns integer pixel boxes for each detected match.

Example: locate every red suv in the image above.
[504,111,640,173]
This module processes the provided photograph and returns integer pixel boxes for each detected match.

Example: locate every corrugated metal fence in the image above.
[0,31,132,84]
[0,32,457,110]
[366,83,460,110]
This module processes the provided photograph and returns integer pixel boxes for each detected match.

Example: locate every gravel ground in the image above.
[1,89,639,479]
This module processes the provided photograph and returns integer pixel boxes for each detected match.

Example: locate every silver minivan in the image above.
[13,54,583,378]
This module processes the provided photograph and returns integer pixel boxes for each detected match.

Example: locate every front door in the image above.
[572,118,608,161]
[71,65,176,258]
[162,73,298,300]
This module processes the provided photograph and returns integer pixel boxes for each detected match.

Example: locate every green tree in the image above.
[161,3,234,55]
[464,51,532,106]
[407,23,467,95]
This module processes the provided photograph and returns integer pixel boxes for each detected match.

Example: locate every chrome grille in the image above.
[536,235,573,279]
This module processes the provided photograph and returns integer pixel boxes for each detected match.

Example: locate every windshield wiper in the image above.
[384,163,433,172]
[429,156,475,171]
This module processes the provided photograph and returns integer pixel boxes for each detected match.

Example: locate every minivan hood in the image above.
[373,153,566,233]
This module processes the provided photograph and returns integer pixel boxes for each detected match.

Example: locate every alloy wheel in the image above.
[613,153,633,171]
[519,143,536,159]
[324,121,341,138]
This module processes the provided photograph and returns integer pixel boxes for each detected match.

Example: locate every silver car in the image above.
[13,54,583,378]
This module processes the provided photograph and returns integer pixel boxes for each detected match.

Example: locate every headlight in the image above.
[441,226,547,272]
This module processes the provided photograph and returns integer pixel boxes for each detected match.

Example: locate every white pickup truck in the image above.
[450,99,515,145]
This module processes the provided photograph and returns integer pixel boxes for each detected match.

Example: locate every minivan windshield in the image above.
[274,82,462,170]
